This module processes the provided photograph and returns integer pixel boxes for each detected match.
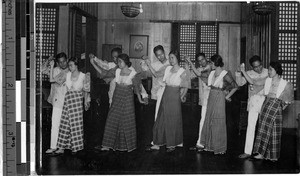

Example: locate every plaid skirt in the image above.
[102,84,137,152]
[153,86,183,147]
[253,97,283,161]
[56,91,84,152]
[200,88,227,154]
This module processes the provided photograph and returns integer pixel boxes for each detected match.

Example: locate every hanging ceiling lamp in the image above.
[121,3,143,18]
[252,2,275,16]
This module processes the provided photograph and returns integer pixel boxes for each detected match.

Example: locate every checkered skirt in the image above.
[253,97,283,161]
[102,84,137,152]
[56,91,84,152]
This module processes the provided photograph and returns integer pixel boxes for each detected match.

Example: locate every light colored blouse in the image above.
[65,72,90,92]
[264,77,294,103]
[208,70,238,91]
[163,66,188,87]
[115,68,137,85]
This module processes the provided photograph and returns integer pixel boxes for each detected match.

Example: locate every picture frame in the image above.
[129,35,149,59]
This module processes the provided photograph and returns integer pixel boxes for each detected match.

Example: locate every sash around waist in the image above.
[210,86,223,91]
[165,85,180,89]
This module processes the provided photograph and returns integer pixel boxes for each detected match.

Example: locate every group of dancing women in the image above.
[43,44,294,162]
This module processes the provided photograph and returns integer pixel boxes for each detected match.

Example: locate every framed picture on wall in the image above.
[129,35,149,58]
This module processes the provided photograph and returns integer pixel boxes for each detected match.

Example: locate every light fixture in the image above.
[252,2,275,16]
[121,3,143,18]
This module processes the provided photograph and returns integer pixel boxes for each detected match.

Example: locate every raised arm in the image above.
[240,63,254,85]
[89,54,104,75]
[142,56,166,78]
[184,56,201,77]
[49,60,56,82]
[89,54,116,79]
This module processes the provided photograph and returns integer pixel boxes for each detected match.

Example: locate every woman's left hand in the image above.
[181,96,186,103]
[85,101,90,111]
[225,96,232,102]
[143,98,149,105]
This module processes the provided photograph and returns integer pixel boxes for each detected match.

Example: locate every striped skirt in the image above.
[57,91,84,152]
[102,84,137,152]
[153,86,183,148]
[253,97,283,161]
[200,88,227,154]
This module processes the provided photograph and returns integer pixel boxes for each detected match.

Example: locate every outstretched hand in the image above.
[89,54,95,64]
[181,96,186,103]
[85,101,90,111]
[240,63,245,72]
[141,55,149,60]
[225,96,232,102]
[184,56,192,64]
[49,60,55,68]
[89,53,95,59]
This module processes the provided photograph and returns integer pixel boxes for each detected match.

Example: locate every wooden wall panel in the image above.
[219,24,229,70]
[219,24,241,75]
[97,2,241,74]
[97,21,105,58]
[97,21,172,71]
[228,26,241,73]
[241,3,272,69]
[57,6,69,54]
[178,3,193,21]
[97,2,241,22]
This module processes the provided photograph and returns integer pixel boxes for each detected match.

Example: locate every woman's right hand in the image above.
[138,97,146,105]
[240,63,245,73]
[89,54,95,64]
[49,60,55,68]
[184,56,192,64]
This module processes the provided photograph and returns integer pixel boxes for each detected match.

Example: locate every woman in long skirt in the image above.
[252,61,294,161]
[200,54,238,155]
[148,50,188,153]
[55,57,90,154]
[101,53,146,152]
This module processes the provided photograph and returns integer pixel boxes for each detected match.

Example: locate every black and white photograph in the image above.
[1,0,300,175]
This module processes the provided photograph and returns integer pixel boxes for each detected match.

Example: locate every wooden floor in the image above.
[38,95,300,175]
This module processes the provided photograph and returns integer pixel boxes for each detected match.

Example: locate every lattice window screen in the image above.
[199,24,218,59]
[278,2,298,90]
[36,6,58,81]
[179,24,197,67]
[178,23,218,67]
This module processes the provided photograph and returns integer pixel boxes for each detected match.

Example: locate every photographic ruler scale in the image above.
[2,0,33,175]
[2,0,17,175]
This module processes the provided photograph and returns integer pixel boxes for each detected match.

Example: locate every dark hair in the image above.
[249,55,262,67]
[195,52,206,68]
[55,52,67,62]
[169,50,180,64]
[153,45,165,54]
[118,53,132,67]
[210,54,224,67]
[270,61,283,76]
[68,57,80,66]
[111,47,122,55]
[196,53,206,59]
